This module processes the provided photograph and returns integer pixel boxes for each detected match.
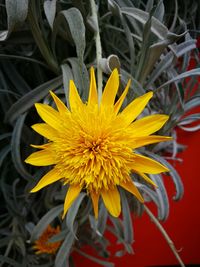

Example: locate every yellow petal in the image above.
[101,186,121,217]
[114,79,131,114]
[130,114,169,136]
[133,154,169,174]
[90,191,99,219]
[69,80,83,111]
[120,178,144,202]
[30,144,50,149]
[131,135,172,149]
[62,184,82,219]
[32,123,57,140]
[35,103,63,130]
[117,91,153,126]
[136,171,157,187]
[88,67,98,106]
[101,69,119,107]
[25,149,54,166]
[50,90,69,115]
[30,168,63,193]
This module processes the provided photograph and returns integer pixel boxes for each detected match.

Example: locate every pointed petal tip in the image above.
[148,91,153,97]
[34,103,39,110]
[62,185,82,219]
[24,158,29,164]
[90,191,99,219]
[120,179,144,203]
[49,90,56,98]
[112,68,119,74]
[61,212,66,220]
[30,188,37,193]
[101,187,121,217]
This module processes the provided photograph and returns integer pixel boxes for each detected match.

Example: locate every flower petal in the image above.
[120,178,144,202]
[90,191,99,219]
[25,148,54,166]
[50,91,69,115]
[101,69,119,107]
[30,144,50,149]
[136,171,157,187]
[131,135,172,149]
[130,114,169,136]
[32,123,57,140]
[101,186,121,217]
[114,79,131,114]
[69,80,84,111]
[118,91,153,126]
[62,184,82,218]
[88,67,98,106]
[35,103,63,130]
[133,154,169,174]
[30,168,63,193]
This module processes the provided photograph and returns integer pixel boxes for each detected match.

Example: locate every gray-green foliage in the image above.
[0,0,200,266]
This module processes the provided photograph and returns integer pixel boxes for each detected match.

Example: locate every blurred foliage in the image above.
[0,0,200,266]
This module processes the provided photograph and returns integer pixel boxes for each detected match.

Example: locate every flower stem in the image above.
[90,0,103,104]
[144,205,185,267]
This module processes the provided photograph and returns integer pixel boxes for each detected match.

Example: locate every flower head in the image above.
[33,225,61,254]
[25,68,171,218]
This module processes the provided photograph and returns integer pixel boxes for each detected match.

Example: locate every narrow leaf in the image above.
[5,76,62,124]
[30,205,63,242]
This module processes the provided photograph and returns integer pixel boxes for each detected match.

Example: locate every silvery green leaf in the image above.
[52,8,85,62]
[136,182,158,202]
[167,68,184,107]
[184,96,200,112]
[28,1,59,74]
[11,113,33,181]
[121,7,184,40]
[145,0,154,12]
[55,223,77,267]
[146,152,184,201]
[108,217,133,253]
[89,215,101,236]
[48,229,68,243]
[66,58,89,102]
[178,124,200,132]
[120,189,134,244]
[44,0,57,29]
[146,39,196,87]
[135,13,155,83]
[110,1,135,74]
[30,205,63,242]
[0,145,11,167]
[75,249,114,267]
[178,113,200,126]
[149,174,169,221]
[135,181,167,220]
[5,76,62,124]
[61,64,73,107]
[66,192,86,238]
[141,32,187,84]
[121,69,145,97]
[0,0,29,41]
[97,202,108,235]
[153,0,165,22]
[157,68,200,90]
[169,0,178,31]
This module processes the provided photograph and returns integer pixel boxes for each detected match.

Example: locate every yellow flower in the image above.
[25,68,171,218]
[33,225,61,254]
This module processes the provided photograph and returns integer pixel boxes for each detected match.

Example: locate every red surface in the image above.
[73,127,200,266]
